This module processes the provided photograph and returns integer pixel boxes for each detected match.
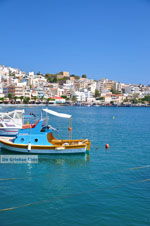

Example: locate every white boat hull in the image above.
[0,128,18,136]
[1,143,87,154]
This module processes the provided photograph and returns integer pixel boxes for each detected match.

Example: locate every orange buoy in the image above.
[68,127,72,131]
[105,144,110,149]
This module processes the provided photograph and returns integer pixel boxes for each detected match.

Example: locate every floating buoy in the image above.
[112,116,115,119]
[105,144,110,149]
[68,127,72,131]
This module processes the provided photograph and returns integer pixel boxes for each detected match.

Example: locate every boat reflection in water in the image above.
[0,148,90,167]
[38,153,90,166]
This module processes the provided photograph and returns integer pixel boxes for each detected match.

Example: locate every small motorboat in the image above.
[0,110,24,136]
[0,110,37,136]
[0,109,91,154]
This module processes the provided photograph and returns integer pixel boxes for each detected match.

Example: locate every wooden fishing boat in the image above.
[0,109,91,154]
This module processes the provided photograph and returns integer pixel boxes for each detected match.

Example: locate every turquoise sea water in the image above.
[0,106,150,226]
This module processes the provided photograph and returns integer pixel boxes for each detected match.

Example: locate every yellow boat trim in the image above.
[0,138,90,150]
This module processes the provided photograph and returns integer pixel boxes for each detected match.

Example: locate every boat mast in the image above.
[68,117,72,140]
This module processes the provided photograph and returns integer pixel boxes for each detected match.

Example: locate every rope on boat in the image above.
[0,178,150,212]
[81,139,88,143]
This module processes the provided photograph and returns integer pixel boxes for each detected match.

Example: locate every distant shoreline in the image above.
[0,103,150,107]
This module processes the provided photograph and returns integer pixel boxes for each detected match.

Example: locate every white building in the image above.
[74,89,92,102]
[88,81,96,94]
[124,85,140,94]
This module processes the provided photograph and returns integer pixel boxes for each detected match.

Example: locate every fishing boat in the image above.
[0,110,37,136]
[0,109,91,154]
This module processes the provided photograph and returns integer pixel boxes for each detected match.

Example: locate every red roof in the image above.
[106,94,123,97]
[49,96,64,99]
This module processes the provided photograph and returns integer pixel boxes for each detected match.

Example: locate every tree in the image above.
[110,101,115,105]
[47,98,55,102]
[0,97,4,102]
[61,95,67,99]
[33,96,37,101]
[110,88,121,94]
[123,98,129,103]
[45,74,58,83]
[8,93,13,99]
[96,97,104,100]
[23,97,30,104]
[142,95,150,102]
[94,89,100,98]
[58,77,69,85]
[131,98,138,104]
[14,96,19,101]
[70,74,80,80]
[20,96,24,103]
[9,71,15,77]
[40,95,44,100]
[82,74,87,78]
[71,96,77,102]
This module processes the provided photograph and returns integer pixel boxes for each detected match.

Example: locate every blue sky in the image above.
[0,0,150,84]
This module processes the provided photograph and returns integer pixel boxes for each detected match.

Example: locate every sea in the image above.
[0,106,150,226]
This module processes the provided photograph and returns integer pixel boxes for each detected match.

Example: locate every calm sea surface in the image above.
[0,106,150,226]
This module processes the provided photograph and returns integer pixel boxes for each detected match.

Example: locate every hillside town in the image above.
[0,64,150,106]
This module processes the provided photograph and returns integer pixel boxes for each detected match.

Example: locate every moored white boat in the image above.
[0,110,24,136]
[0,128,19,136]
[0,110,37,136]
